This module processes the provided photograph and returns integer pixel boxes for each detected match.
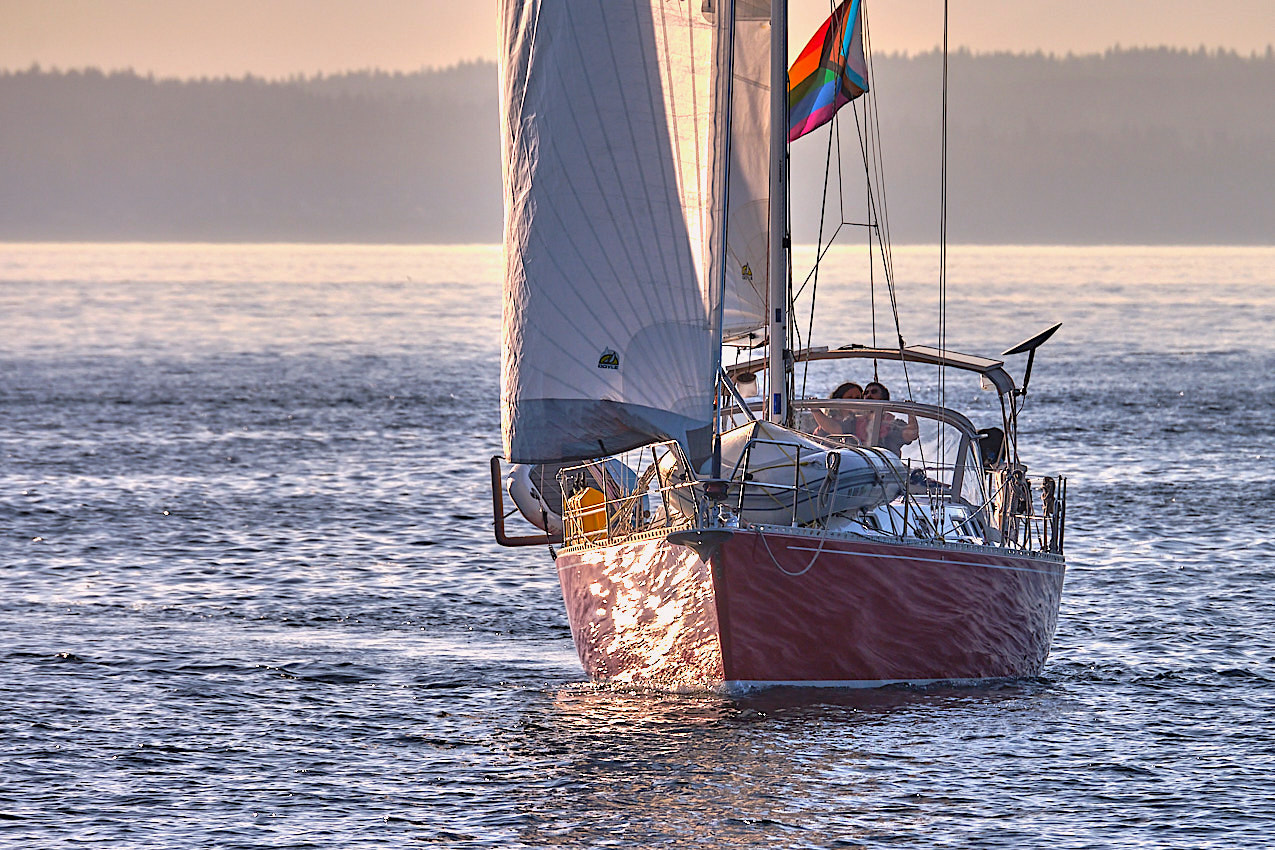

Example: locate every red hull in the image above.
[556,529,1065,689]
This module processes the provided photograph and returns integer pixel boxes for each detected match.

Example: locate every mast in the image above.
[767,0,789,423]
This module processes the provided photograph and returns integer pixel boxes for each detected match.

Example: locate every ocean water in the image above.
[1,242,1273,848]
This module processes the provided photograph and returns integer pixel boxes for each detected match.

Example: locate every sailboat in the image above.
[491,0,1067,689]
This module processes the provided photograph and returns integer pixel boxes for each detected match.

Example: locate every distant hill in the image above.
[2,49,1273,244]
[0,63,500,242]
[837,47,1275,244]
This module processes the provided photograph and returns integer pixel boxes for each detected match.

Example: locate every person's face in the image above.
[840,386,863,400]
[864,384,886,400]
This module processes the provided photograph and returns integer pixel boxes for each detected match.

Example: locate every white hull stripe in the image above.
[782,544,1062,577]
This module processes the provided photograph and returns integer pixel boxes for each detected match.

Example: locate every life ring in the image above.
[507,462,568,535]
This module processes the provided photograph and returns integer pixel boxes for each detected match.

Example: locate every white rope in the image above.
[757,444,855,577]
[759,525,828,577]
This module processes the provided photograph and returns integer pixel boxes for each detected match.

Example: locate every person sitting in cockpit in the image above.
[811,381,861,441]
[861,381,919,455]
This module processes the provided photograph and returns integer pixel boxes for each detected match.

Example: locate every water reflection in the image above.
[490,681,1057,847]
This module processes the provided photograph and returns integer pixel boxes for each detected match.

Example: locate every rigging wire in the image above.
[938,0,951,457]
[794,0,842,402]
[848,103,878,359]
[859,3,912,400]
[794,0,915,409]
[797,110,839,404]
[861,0,934,477]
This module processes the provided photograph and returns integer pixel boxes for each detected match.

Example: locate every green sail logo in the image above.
[597,348,620,370]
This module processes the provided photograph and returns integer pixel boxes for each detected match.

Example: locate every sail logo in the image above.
[741,263,753,281]
[597,348,620,370]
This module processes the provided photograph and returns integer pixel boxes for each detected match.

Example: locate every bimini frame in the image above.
[727,342,1024,465]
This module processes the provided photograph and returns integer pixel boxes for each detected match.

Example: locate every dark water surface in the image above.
[2,244,1273,848]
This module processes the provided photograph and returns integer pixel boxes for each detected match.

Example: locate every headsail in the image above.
[788,0,869,142]
[498,1,733,464]
[719,3,774,341]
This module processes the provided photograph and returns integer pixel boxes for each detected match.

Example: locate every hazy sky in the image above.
[4,0,1274,78]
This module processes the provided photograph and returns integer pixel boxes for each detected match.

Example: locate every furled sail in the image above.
[788,0,868,141]
[720,5,774,341]
[499,1,733,464]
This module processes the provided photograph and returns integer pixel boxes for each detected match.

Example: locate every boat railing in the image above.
[552,439,1067,556]
[556,441,704,549]
[732,436,813,527]
[984,465,1067,554]
[724,440,1068,554]
[904,460,1066,554]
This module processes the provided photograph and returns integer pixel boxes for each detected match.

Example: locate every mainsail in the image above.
[788,0,868,141]
[499,1,767,463]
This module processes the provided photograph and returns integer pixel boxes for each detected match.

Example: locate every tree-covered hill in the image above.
[2,49,1273,244]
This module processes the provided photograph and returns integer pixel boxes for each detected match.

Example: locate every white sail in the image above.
[499,0,735,463]
[721,9,773,341]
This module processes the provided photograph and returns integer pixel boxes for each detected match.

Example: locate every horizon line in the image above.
[5,43,1273,84]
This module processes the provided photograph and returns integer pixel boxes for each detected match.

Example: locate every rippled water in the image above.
[2,243,1273,848]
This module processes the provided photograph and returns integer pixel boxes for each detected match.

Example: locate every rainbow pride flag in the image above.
[788,0,869,142]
